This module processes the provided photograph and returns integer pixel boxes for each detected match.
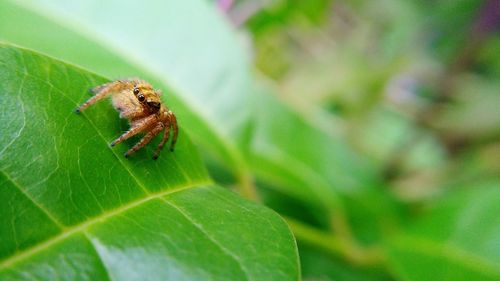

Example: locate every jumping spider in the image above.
[75,78,178,160]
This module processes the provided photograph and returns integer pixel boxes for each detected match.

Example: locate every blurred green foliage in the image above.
[226,0,500,279]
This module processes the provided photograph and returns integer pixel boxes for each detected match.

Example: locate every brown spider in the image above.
[75,78,178,160]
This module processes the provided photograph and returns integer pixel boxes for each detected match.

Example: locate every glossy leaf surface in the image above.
[0,45,299,280]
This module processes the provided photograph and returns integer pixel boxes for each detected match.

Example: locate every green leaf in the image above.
[0,0,252,177]
[0,45,299,280]
[386,181,500,281]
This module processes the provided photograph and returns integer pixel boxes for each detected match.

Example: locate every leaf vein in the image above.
[0,74,27,156]
[161,197,252,281]
[0,169,65,230]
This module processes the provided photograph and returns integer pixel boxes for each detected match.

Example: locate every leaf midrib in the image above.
[0,180,211,269]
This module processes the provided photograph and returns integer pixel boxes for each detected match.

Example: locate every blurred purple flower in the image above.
[217,0,234,13]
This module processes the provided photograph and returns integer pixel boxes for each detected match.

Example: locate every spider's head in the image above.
[133,84,162,113]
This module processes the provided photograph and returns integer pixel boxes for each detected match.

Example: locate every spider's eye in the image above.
[133,87,140,95]
[138,94,145,102]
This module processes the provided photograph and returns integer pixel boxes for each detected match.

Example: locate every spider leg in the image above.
[75,80,130,113]
[168,111,178,152]
[153,123,171,160]
[110,115,157,147]
[124,123,164,158]
[119,108,148,120]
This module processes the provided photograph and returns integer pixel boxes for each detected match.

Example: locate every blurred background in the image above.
[216,0,500,280]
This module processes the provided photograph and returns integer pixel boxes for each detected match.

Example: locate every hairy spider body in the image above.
[75,78,178,160]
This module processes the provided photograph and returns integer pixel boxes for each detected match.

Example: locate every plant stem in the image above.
[284,216,385,267]
[236,169,260,201]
